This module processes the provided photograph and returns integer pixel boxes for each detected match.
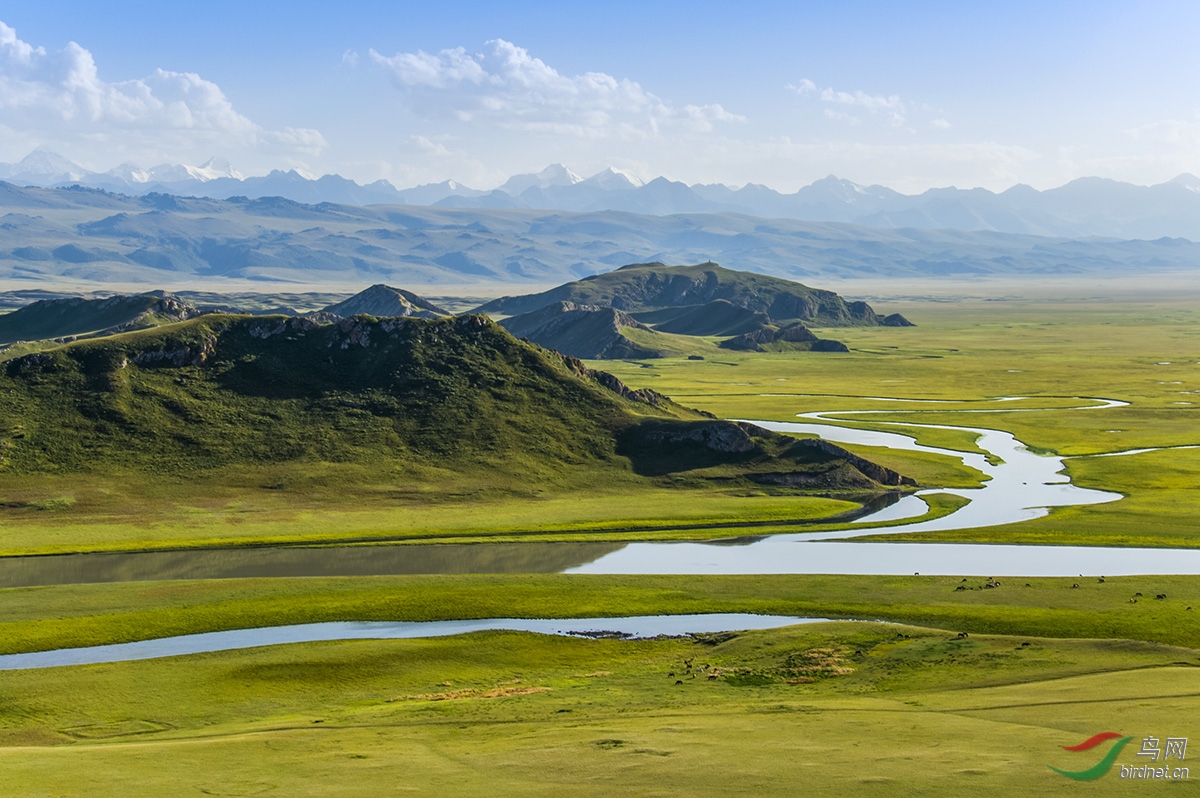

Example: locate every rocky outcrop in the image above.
[558,354,676,410]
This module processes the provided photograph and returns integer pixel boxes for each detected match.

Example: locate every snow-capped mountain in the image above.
[4,149,1200,239]
[500,163,583,194]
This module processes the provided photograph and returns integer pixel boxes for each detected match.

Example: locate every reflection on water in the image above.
[0,614,830,670]
[0,541,624,588]
[1,402,1183,587]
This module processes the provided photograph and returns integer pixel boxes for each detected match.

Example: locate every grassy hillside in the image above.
[475,261,889,325]
[0,313,912,551]
[0,291,197,345]
[498,301,668,359]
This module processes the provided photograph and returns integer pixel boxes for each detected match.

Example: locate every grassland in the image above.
[599,296,1200,549]
[4,295,1200,794]
[2,574,1199,796]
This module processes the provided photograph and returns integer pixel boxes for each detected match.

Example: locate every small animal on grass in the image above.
[956,632,969,639]
[1134,592,1143,597]
[1020,642,1031,647]
[668,672,675,677]
[708,673,718,680]
[1156,594,1167,600]
[1129,599,1138,604]
[675,680,683,686]
[1071,583,1080,589]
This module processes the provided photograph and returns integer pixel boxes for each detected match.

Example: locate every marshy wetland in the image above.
[3,294,1200,795]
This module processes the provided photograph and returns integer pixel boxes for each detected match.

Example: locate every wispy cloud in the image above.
[369,39,743,137]
[0,20,326,160]
[790,79,907,126]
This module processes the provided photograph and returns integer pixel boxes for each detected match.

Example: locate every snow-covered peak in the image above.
[188,157,243,181]
[1168,173,1200,192]
[582,167,645,190]
[501,163,584,194]
[6,148,90,180]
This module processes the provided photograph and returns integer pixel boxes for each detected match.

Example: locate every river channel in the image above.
[4,396,1198,586]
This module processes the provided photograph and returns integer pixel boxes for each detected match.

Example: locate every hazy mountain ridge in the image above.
[6,149,1200,239]
[3,182,1200,286]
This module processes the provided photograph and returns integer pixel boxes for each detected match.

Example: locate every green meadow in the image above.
[3,294,1200,794]
[600,297,1200,550]
[2,575,1199,796]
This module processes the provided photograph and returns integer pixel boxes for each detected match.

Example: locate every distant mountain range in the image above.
[3,181,1200,286]
[5,149,1200,240]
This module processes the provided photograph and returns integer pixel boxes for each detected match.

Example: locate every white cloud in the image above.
[931,118,951,130]
[786,79,817,96]
[370,39,742,137]
[792,78,907,127]
[0,20,326,160]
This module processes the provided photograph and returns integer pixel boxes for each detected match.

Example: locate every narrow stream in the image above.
[0,614,831,670]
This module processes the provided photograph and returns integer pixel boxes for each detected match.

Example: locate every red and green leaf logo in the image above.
[1048,732,1134,781]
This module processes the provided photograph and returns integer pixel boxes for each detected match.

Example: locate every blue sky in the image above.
[2,1,1199,192]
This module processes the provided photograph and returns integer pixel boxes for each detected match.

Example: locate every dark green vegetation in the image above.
[476,261,897,326]
[2,575,1198,796]
[0,290,198,345]
[0,312,910,553]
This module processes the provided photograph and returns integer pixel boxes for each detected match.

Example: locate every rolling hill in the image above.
[0,315,910,496]
[322,284,449,318]
[475,262,892,326]
[0,292,199,345]
[498,302,670,359]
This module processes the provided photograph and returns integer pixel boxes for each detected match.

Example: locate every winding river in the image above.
[3,395,1197,586]
[7,396,1200,670]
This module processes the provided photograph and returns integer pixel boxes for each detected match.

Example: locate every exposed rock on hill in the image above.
[881,313,915,327]
[323,284,448,318]
[499,301,668,359]
[476,261,886,326]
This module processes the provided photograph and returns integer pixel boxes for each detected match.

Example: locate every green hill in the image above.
[499,301,669,359]
[0,291,198,345]
[323,284,449,318]
[475,261,889,326]
[0,314,907,500]
[631,299,770,336]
